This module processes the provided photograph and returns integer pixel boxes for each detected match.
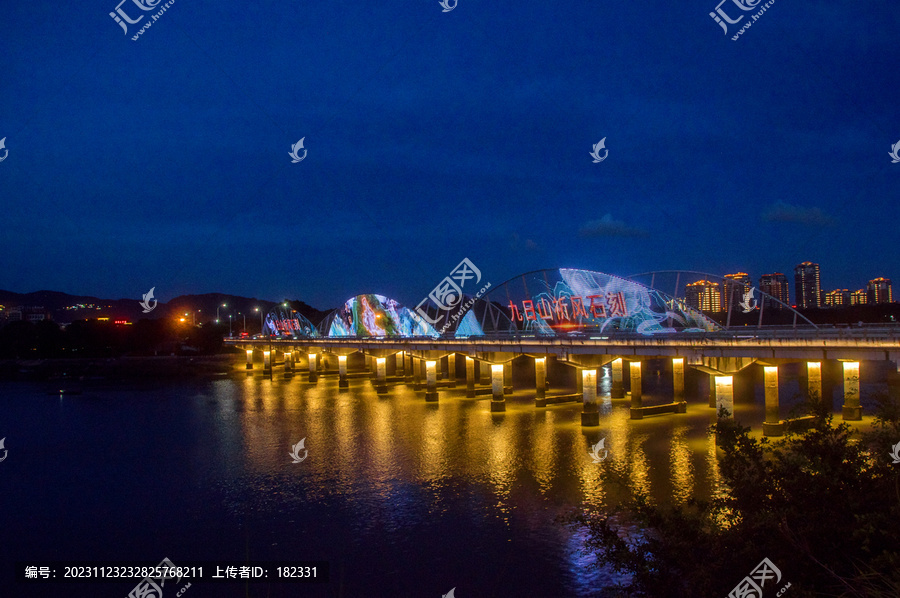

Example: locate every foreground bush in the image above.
[571,395,900,597]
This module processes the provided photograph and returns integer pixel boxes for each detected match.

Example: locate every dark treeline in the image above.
[0,319,228,359]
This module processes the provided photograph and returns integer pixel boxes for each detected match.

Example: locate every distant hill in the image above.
[0,289,334,333]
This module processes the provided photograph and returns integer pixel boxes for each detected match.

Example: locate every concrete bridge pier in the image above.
[581,368,599,426]
[479,361,490,386]
[504,362,513,395]
[395,351,405,377]
[425,360,439,402]
[841,361,862,420]
[245,349,253,370]
[401,353,410,382]
[672,358,684,402]
[338,355,349,389]
[374,357,388,394]
[466,356,476,398]
[628,361,643,418]
[410,357,421,390]
[447,353,457,388]
[263,350,272,375]
[807,361,823,406]
[763,366,784,436]
[889,363,900,402]
[490,364,505,412]
[708,373,717,408]
[307,352,318,383]
[715,375,734,417]
[610,358,625,398]
[284,351,293,378]
[534,357,547,406]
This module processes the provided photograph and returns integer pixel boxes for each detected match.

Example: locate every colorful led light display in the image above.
[264,306,319,338]
[480,268,719,336]
[323,294,437,338]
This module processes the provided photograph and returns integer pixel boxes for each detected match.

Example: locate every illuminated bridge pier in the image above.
[231,333,900,435]
[231,269,900,436]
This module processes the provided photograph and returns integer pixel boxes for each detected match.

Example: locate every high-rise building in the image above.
[759,273,789,310]
[685,280,722,313]
[723,272,752,312]
[850,290,867,305]
[824,289,849,307]
[794,262,822,309]
[867,277,893,304]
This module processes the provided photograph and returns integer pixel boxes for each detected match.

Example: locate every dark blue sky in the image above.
[1,1,897,308]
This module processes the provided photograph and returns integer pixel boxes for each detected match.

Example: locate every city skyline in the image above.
[0,258,895,312]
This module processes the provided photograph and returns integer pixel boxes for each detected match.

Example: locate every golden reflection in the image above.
[626,433,651,499]
[370,392,395,479]
[530,413,557,497]
[486,413,516,525]
[707,427,724,500]
[230,364,734,523]
[578,437,605,506]
[668,425,694,505]
[420,399,447,483]
[332,380,358,486]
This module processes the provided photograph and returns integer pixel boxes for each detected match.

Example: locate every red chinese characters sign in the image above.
[507,292,628,324]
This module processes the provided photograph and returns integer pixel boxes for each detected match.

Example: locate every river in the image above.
[0,358,887,597]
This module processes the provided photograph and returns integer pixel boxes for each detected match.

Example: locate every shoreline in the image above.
[0,354,237,381]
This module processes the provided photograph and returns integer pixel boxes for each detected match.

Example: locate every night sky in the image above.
[1,1,897,309]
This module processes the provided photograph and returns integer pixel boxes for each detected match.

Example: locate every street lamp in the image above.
[255,307,264,334]
[228,314,233,337]
[216,303,227,323]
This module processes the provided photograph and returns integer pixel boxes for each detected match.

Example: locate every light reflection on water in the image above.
[222,369,730,595]
[11,359,881,596]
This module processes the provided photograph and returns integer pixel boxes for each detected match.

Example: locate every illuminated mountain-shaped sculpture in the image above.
[321,294,437,338]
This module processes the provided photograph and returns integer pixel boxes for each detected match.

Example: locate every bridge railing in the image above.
[225,324,900,344]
